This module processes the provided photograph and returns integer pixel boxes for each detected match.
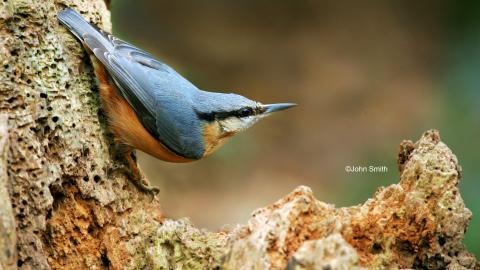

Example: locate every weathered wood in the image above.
[0,115,16,270]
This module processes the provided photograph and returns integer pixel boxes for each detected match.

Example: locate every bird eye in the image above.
[239,108,253,117]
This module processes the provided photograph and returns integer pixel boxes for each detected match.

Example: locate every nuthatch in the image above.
[58,8,295,194]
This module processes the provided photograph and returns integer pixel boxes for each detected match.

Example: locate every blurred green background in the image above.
[111,0,479,257]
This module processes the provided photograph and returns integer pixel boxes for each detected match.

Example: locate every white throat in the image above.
[218,116,261,135]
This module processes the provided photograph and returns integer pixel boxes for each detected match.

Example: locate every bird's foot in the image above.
[107,163,160,197]
[133,178,160,196]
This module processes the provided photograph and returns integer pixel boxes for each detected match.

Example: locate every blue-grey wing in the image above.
[84,33,205,159]
[58,8,204,158]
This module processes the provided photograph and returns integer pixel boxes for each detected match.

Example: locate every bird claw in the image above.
[134,181,160,196]
[107,162,160,198]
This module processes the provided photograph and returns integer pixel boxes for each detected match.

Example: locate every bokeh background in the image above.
[111,0,479,257]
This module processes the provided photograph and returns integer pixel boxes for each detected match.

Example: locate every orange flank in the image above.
[202,121,233,157]
[91,57,193,163]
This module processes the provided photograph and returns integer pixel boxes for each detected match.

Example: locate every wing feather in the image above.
[88,35,204,159]
[59,8,205,158]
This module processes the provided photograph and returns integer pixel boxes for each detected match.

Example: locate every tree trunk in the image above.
[0,1,478,270]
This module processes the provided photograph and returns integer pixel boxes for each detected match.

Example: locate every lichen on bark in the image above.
[0,0,478,269]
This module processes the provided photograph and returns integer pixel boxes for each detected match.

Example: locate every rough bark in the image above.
[0,115,16,270]
[0,0,167,269]
[0,1,478,270]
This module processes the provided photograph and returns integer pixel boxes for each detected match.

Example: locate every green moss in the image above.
[126,217,226,270]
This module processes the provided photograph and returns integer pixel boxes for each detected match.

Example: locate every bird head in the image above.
[193,91,296,156]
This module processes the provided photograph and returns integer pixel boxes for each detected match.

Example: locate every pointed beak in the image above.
[261,103,297,114]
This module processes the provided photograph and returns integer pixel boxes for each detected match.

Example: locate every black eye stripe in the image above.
[238,108,253,117]
[196,111,216,122]
[196,107,259,122]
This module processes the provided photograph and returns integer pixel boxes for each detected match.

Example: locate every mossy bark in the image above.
[0,1,478,270]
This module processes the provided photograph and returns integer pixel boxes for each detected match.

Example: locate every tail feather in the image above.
[58,8,112,53]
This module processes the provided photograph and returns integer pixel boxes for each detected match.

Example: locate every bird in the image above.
[57,8,296,194]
